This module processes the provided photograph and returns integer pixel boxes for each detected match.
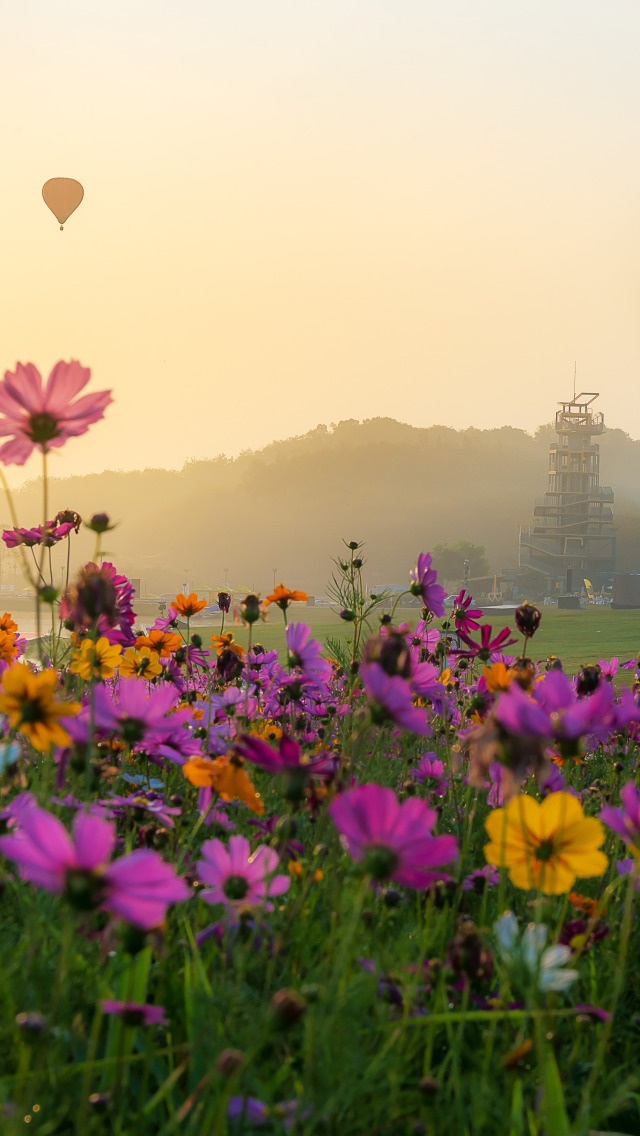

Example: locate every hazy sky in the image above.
[2,1,639,487]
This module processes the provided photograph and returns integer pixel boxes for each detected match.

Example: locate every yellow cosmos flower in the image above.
[0,663,80,752]
[484,791,607,895]
[249,719,282,743]
[482,662,513,694]
[120,646,163,679]
[69,636,122,681]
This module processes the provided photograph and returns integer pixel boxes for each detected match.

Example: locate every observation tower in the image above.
[518,393,616,593]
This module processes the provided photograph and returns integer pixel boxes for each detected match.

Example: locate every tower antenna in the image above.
[573,361,576,401]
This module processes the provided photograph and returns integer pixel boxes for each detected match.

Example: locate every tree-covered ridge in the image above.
[10,417,640,595]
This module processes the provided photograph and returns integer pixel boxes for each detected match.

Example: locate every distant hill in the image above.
[6,417,640,597]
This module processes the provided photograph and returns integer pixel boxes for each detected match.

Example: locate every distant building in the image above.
[518,393,616,593]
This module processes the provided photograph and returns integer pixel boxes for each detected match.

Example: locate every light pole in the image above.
[272,568,277,590]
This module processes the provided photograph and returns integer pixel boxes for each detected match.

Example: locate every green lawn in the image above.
[189,603,640,678]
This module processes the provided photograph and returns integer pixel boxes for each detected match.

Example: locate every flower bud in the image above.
[576,664,602,697]
[38,585,58,605]
[15,1012,47,1035]
[270,988,307,1028]
[215,1048,245,1077]
[363,630,411,679]
[514,602,542,638]
[240,594,261,624]
[85,512,114,534]
[217,591,231,614]
[419,1077,439,1097]
[339,609,356,622]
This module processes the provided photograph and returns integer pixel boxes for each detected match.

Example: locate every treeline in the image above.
[7,417,640,596]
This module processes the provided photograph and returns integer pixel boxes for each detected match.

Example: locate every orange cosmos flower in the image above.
[135,629,182,658]
[264,583,308,610]
[210,632,244,659]
[183,753,264,814]
[173,592,207,617]
[0,629,18,664]
[0,612,18,636]
[568,891,605,918]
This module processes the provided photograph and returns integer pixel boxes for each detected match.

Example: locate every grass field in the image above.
[186,602,640,678]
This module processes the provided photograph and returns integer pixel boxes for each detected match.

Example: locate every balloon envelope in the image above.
[42,178,84,226]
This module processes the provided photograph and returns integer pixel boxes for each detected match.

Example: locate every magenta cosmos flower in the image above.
[0,806,190,928]
[93,678,188,746]
[101,1001,167,1026]
[329,784,457,887]
[285,622,332,685]
[196,834,290,912]
[361,661,432,736]
[409,553,446,616]
[600,782,640,851]
[0,361,112,465]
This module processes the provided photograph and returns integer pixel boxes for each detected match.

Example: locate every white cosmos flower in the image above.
[494,912,579,993]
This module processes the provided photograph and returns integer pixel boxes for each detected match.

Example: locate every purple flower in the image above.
[361,662,432,736]
[101,1000,166,1026]
[102,794,182,828]
[196,834,290,912]
[0,806,190,928]
[462,865,500,892]
[600,782,640,849]
[285,623,332,685]
[329,783,457,888]
[493,682,552,738]
[409,553,446,616]
[235,733,335,780]
[93,679,186,746]
[411,753,449,795]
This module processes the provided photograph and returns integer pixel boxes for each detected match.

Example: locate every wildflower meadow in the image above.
[2,359,640,1135]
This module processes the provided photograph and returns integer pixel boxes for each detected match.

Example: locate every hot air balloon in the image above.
[42,178,84,230]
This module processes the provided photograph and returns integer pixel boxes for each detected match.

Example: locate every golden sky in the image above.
[1,1,639,487]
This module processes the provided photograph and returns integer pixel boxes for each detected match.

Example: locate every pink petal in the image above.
[72,812,116,870]
[3,364,44,413]
[0,436,34,465]
[43,360,91,412]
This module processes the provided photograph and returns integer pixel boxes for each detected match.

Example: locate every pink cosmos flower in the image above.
[2,522,74,548]
[329,783,457,888]
[196,834,290,912]
[101,1001,167,1026]
[0,806,190,928]
[409,553,446,616]
[0,361,112,465]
